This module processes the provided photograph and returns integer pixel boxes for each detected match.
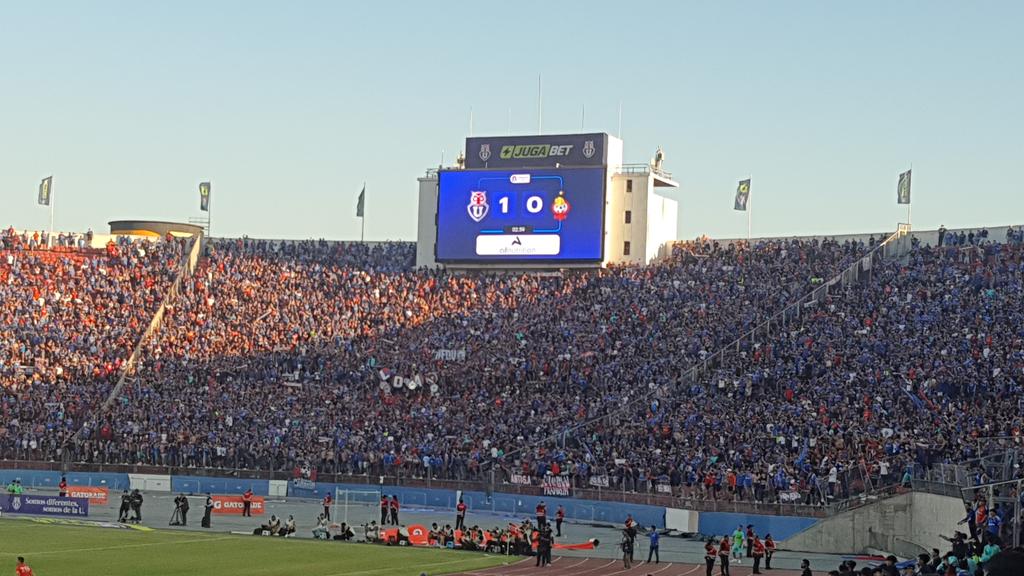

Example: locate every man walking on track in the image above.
[380,494,390,524]
[389,495,400,525]
[455,498,467,530]
[646,525,660,564]
[555,505,565,536]
[621,531,633,569]
[322,492,332,521]
[535,500,547,527]
[242,488,253,517]
[732,526,744,563]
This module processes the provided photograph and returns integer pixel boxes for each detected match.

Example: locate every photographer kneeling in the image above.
[254,515,282,536]
[312,514,330,540]
[278,515,296,538]
[334,522,355,541]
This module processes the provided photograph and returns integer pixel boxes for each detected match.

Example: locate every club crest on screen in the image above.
[467,191,489,222]
[582,140,596,159]
[478,144,491,162]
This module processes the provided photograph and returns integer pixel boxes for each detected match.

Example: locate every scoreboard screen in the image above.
[436,167,606,263]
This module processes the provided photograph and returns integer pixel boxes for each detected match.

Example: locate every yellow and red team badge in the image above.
[551,191,571,222]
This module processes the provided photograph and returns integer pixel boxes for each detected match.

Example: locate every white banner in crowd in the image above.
[542,475,572,497]
[433,349,467,362]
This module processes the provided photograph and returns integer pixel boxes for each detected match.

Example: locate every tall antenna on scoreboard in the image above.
[617,100,623,138]
[581,103,585,131]
[469,106,474,137]
[507,107,512,135]
[537,73,543,134]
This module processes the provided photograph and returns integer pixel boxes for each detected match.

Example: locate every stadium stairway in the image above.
[66,234,204,448]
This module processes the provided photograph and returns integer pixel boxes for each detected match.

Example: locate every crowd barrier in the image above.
[0,467,821,539]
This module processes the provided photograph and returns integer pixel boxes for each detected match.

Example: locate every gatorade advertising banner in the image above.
[67,486,109,505]
[211,494,265,515]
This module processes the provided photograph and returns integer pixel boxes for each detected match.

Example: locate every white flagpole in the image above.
[469,107,474,137]
[747,177,752,241]
[617,100,623,139]
[907,163,913,231]
[49,179,55,248]
[537,74,543,135]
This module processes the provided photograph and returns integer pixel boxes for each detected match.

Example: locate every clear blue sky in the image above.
[2,1,1021,241]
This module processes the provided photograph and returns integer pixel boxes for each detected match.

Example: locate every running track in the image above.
[456,556,803,576]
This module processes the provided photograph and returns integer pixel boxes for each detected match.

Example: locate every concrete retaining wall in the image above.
[784,492,964,557]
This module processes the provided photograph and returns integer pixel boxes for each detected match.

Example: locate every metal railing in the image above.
[615,164,673,180]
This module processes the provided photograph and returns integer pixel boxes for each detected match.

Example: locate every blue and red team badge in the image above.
[467,190,489,222]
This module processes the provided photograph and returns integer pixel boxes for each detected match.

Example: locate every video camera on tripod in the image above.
[169,494,190,526]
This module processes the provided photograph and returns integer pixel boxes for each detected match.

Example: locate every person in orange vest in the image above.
[389,495,400,525]
[455,498,467,530]
[764,534,776,570]
[242,488,254,517]
[58,476,68,497]
[718,535,732,576]
[555,505,565,537]
[322,492,332,521]
[380,494,390,524]
[704,538,718,576]
[15,557,34,576]
[752,533,766,574]
[535,500,547,527]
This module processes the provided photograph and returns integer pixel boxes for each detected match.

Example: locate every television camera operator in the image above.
[170,494,190,526]
[129,489,144,524]
[118,490,131,522]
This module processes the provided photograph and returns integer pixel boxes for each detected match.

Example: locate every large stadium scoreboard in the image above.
[435,133,609,265]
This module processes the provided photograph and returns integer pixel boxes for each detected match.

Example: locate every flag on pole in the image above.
[38,176,52,206]
[199,182,211,211]
[734,179,751,211]
[356,184,365,217]
[897,169,911,205]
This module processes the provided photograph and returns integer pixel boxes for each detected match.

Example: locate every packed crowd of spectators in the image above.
[3,224,1022,514]
[35,235,866,476]
[582,232,1024,507]
[0,229,186,461]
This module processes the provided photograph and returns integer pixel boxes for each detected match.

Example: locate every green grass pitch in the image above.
[0,519,510,576]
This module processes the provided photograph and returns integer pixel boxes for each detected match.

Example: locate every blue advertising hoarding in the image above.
[436,167,605,263]
[1,494,89,517]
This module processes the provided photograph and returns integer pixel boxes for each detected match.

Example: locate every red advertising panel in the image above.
[211,495,265,515]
